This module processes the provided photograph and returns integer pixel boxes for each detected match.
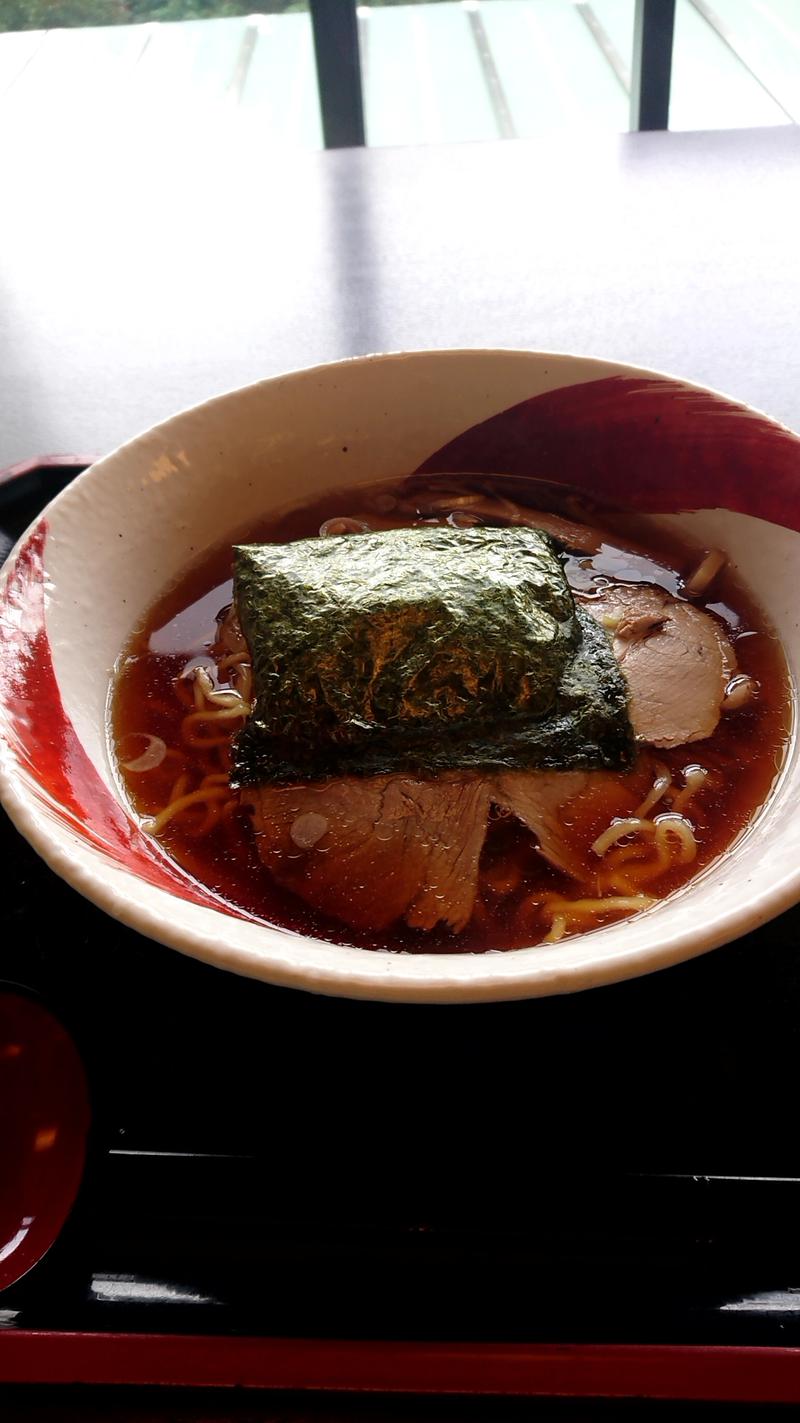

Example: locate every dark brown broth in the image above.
[111,476,792,953]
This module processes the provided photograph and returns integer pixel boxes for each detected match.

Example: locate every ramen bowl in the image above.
[0,349,798,1002]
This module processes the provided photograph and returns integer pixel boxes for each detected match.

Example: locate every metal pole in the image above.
[309,0,366,149]
[630,0,677,131]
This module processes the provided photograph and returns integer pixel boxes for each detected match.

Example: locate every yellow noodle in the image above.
[207,691,245,711]
[181,734,236,751]
[173,678,196,710]
[146,786,229,835]
[592,816,657,857]
[595,859,637,893]
[194,665,246,711]
[183,707,247,727]
[616,852,670,888]
[685,548,726,596]
[191,799,227,838]
[546,894,655,920]
[169,771,190,803]
[609,816,696,891]
[133,629,254,848]
[181,707,247,749]
[602,873,636,895]
[634,762,671,819]
[654,813,697,864]
[605,842,654,866]
[670,766,709,814]
[543,913,568,943]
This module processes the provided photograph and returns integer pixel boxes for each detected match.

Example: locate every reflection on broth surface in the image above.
[112,476,791,953]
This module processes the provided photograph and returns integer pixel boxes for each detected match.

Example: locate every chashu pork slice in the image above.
[245,769,600,933]
[491,771,590,880]
[245,772,493,933]
[580,583,736,748]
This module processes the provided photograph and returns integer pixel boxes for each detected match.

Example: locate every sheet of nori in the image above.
[232,525,634,786]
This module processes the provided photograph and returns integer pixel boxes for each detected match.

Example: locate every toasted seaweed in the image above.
[232,525,634,786]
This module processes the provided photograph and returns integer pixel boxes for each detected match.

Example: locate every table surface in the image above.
[1,123,799,469]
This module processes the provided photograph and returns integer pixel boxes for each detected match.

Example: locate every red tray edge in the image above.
[1,1335,800,1401]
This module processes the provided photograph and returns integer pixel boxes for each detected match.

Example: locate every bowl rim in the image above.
[1,346,798,1002]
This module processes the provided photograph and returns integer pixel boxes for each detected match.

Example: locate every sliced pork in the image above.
[581,583,736,748]
[246,773,492,932]
[245,768,616,933]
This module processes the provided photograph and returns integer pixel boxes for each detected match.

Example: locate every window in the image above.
[1,1,797,149]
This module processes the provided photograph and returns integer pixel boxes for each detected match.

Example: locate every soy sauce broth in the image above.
[111,476,792,954]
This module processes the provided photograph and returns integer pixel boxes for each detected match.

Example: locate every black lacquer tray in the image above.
[2,460,800,1403]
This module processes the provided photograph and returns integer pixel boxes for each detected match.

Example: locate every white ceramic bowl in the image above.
[1,350,798,1002]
